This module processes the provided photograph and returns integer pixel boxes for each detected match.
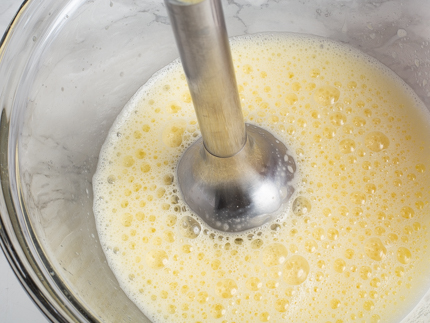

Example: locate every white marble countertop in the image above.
[0,1,49,322]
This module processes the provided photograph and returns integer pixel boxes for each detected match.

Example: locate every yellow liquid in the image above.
[93,34,430,322]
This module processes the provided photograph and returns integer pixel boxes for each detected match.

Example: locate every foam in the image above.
[93,33,430,323]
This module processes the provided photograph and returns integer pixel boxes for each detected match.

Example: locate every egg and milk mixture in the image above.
[93,34,430,322]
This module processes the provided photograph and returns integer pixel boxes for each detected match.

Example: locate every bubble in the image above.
[243,64,253,74]
[323,126,336,139]
[315,271,324,282]
[141,163,151,173]
[156,187,166,198]
[162,120,187,147]
[297,118,307,128]
[292,196,312,216]
[182,91,192,103]
[171,195,179,205]
[345,249,354,259]
[365,183,377,194]
[133,130,142,139]
[254,292,262,301]
[312,227,325,240]
[330,298,341,309]
[350,192,366,205]
[360,266,372,280]
[133,183,142,192]
[284,287,295,298]
[404,226,413,235]
[178,216,201,239]
[285,93,298,105]
[388,233,398,244]
[359,289,368,299]
[266,280,279,289]
[286,125,296,135]
[370,277,381,288]
[131,207,142,222]
[400,206,415,219]
[343,125,354,134]
[371,314,381,323]
[251,239,264,249]
[181,285,189,294]
[166,214,177,227]
[271,223,281,231]
[121,213,133,227]
[395,266,405,277]
[329,112,347,126]
[374,226,385,235]
[288,244,298,255]
[163,174,174,185]
[310,68,321,78]
[211,259,221,270]
[365,131,389,152]
[125,187,134,198]
[182,244,193,253]
[160,290,168,299]
[167,304,176,314]
[339,139,356,154]
[314,85,341,106]
[197,291,208,304]
[416,163,426,173]
[416,201,424,210]
[333,258,346,273]
[123,156,135,167]
[363,300,375,311]
[215,279,238,298]
[167,101,181,114]
[352,116,366,127]
[275,298,290,312]
[259,312,270,322]
[210,304,226,318]
[304,240,318,253]
[246,277,262,291]
[163,230,175,243]
[365,238,387,261]
[283,255,310,285]
[397,247,412,264]
[369,290,378,299]
[135,149,146,159]
[323,208,332,217]
[234,238,244,245]
[347,81,357,89]
[327,228,339,240]
[107,175,116,184]
[263,243,288,266]
[146,250,168,269]
[348,155,357,164]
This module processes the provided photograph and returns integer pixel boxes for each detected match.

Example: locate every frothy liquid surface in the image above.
[93,34,430,322]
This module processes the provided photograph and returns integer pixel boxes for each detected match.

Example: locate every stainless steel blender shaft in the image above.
[165,0,296,232]
[165,0,246,158]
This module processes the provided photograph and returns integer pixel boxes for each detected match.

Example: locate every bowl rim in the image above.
[0,1,90,322]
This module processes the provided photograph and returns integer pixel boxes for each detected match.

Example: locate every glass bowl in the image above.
[1,0,430,322]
